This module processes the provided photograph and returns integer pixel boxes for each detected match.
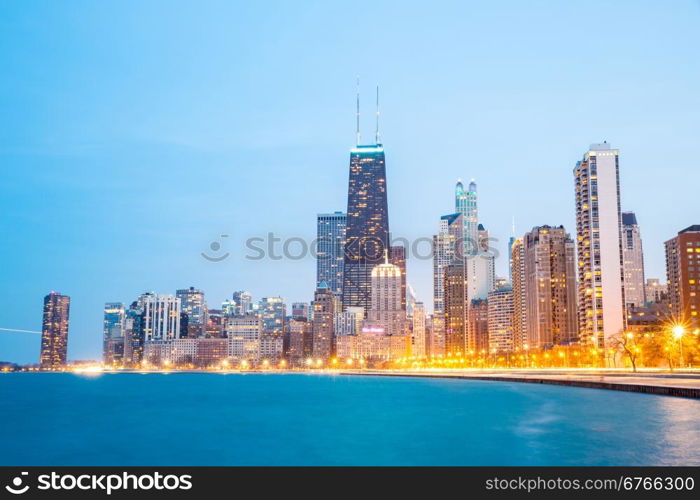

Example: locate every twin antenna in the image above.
[355,77,381,146]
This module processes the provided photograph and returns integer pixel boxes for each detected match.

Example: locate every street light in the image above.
[672,325,685,368]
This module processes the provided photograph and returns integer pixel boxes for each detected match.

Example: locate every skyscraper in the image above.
[260,297,286,334]
[103,302,126,365]
[316,212,346,295]
[523,225,578,348]
[412,302,427,358]
[141,294,181,341]
[621,212,646,308]
[510,238,526,350]
[367,257,405,337]
[343,144,389,315]
[433,213,464,314]
[389,245,407,311]
[574,142,626,347]
[231,291,253,316]
[444,262,468,356]
[123,301,144,366]
[488,286,514,353]
[665,225,700,327]
[40,292,70,369]
[176,287,207,337]
[312,283,336,360]
[455,180,494,301]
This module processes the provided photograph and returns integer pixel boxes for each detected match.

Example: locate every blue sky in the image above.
[1,0,699,364]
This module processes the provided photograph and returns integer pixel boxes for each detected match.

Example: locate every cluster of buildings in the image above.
[35,105,700,369]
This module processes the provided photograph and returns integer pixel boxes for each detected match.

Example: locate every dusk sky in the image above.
[1,0,699,364]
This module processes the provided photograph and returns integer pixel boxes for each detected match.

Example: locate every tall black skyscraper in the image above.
[343,142,390,314]
[40,292,70,369]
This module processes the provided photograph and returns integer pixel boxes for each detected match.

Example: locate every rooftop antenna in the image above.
[355,77,361,146]
[375,85,380,145]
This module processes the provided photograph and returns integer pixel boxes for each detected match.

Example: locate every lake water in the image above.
[1,373,698,466]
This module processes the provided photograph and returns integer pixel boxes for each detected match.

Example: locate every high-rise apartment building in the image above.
[510,238,526,350]
[231,291,253,316]
[316,212,346,295]
[103,302,126,365]
[574,142,626,347]
[621,212,646,308]
[140,294,181,342]
[665,225,700,327]
[433,213,464,314]
[260,297,286,334]
[40,292,70,369]
[468,299,489,353]
[444,262,468,355]
[367,257,405,336]
[176,287,207,337]
[412,302,427,358]
[488,287,514,353]
[389,245,407,311]
[343,144,390,315]
[523,225,578,348]
[312,283,336,359]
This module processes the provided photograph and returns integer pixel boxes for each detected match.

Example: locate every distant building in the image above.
[412,302,427,358]
[334,307,363,336]
[231,291,253,316]
[574,143,626,347]
[225,315,263,363]
[103,302,125,365]
[367,257,405,337]
[523,225,578,348]
[123,302,144,366]
[510,237,526,350]
[176,287,207,337]
[40,292,70,369]
[141,294,181,341]
[316,212,346,295]
[444,262,467,356]
[343,144,390,315]
[621,212,646,308]
[665,225,700,327]
[291,302,310,321]
[287,318,311,366]
[644,278,668,304]
[433,212,463,314]
[389,245,407,311]
[260,297,286,335]
[312,283,336,360]
[488,287,514,353]
[468,299,489,354]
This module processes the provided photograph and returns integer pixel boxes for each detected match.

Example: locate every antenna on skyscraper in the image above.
[375,85,380,145]
[356,77,361,146]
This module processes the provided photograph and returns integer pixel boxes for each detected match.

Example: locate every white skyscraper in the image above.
[432,212,463,314]
[368,257,405,336]
[455,180,494,301]
[621,212,646,309]
[574,142,626,347]
[140,294,182,341]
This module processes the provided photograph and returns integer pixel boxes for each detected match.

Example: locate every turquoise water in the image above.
[1,373,698,466]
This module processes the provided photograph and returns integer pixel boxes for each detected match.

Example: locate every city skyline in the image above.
[2,1,700,364]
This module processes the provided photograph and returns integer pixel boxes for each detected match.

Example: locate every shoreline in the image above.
[339,370,700,399]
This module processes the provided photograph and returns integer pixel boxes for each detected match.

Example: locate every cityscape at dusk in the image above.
[1,0,700,477]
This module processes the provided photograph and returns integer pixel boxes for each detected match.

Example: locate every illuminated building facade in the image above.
[389,245,407,311]
[574,142,626,347]
[443,262,467,355]
[523,225,578,348]
[645,278,668,304]
[367,258,405,336]
[433,212,463,314]
[312,283,336,359]
[468,299,489,353]
[103,302,125,365]
[510,238,526,350]
[225,314,263,362]
[316,212,347,295]
[487,286,514,353]
[343,144,390,315]
[260,297,286,335]
[176,287,207,338]
[665,225,700,327]
[40,292,70,369]
[621,212,646,308]
[412,302,427,358]
[141,293,182,341]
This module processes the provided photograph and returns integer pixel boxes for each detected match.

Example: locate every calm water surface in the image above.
[1,373,698,465]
